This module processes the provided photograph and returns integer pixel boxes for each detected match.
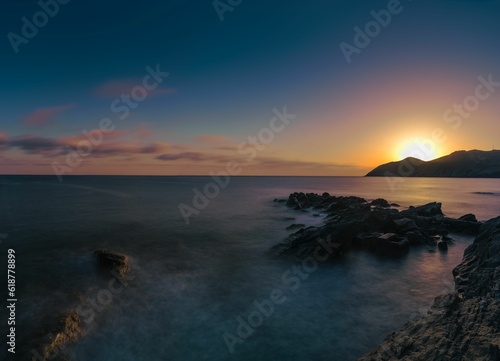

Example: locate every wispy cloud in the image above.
[252,157,362,171]
[156,152,215,162]
[7,135,62,154]
[155,150,364,172]
[1,131,367,175]
[2,131,174,159]
[21,103,76,126]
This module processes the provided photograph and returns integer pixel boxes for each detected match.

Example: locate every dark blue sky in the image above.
[1,0,500,175]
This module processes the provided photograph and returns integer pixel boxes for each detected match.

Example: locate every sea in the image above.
[0,175,499,361]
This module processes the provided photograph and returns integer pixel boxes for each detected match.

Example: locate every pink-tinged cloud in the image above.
[94,78,176,98]
[22,103,75,126]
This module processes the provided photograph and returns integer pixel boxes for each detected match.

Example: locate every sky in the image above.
[1,0,499,176]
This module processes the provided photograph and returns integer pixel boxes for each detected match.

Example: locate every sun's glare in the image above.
[398,139,441,161]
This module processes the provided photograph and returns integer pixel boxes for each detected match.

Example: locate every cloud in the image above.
[154,151,363,172]
[253,156,362,170]
[139,142,168,154]
[156,152,213,162]
[94,78,176,98]
[89,142,174,157]
[1,131,367,175]
[21,103,75,126]
[7,135,62,154]
[2,131,175,159]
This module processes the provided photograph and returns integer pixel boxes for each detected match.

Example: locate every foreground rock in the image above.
[33,311,83,361]
[30,250,130,360]
[357,217,500,361]
[94,249,130,276]
[273,192,481,259]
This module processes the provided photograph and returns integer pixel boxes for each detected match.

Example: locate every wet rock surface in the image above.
[357,217,500,361]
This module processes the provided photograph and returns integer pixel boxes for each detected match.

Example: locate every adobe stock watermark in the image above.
[213,0,243,22]
[383,73,500,191]
[222,235,340,354]
[51,64,169,182]
[7,0,71,54]
[31,269,135,360]
[178,106,296,224]
[340,0,408,64]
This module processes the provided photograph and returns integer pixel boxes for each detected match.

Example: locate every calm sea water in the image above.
[1,176,499,361]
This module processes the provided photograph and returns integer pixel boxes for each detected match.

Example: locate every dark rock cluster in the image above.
[273,192,481,259]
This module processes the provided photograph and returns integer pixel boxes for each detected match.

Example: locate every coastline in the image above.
[357,217,500,360]
[3,179,499,360]
[274,192,500,360]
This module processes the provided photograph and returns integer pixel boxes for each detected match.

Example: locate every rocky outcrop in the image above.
[357,217,500,361]
[366,150,500,178]
[94,249,130,276]
[273,192,481,259]
[33,311,83,361]
[30,250,131,361]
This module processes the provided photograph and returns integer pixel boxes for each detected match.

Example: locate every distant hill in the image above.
[366,150,500,178]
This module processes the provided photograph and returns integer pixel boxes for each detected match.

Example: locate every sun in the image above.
[398,139,441,161]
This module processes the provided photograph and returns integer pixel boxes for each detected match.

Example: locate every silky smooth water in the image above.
[0,176,499,361]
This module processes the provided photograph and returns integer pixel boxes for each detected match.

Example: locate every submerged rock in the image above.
[437,240,448,251]
[94,249,130,276]
[403,229,435,245]
[376,234,410,255]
